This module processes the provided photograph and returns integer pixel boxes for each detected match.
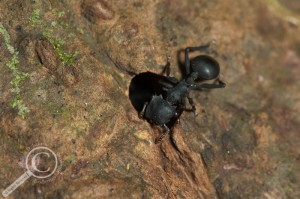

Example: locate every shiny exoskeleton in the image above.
[139,44,226,144]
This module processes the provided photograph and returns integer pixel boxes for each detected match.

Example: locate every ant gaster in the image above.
[139,43,226,144]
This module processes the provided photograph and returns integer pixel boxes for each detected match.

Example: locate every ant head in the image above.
[190,55,220,80]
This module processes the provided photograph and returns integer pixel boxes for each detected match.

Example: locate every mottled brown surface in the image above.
[0,0,300,198]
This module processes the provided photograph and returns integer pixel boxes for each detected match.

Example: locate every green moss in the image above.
[29,9,42,25]
[10,69,31,93]
[29,5,78,66]
[64,155,77,164]
[41,32,78,66]
[0,25,15,54]
[0,24,30,118]
[51,21,58,27]
[10,96,30,117]
[52,38,78,66]
[53,9,65,18]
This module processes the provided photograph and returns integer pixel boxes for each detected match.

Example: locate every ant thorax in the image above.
[185,72,198,85]
[165,81,189,105]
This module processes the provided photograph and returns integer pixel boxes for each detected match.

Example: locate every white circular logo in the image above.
[2,146,61,197]
[25,146,59,179]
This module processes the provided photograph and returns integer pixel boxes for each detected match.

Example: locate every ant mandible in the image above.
[139,42,226,144]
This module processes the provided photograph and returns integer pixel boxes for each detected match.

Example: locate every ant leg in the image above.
[161,61,171,77]
[180,96,195,114]
[162,56,173,77]
[159,79,173,89]
[192,79,226,89]
[187,95,197,116]
[184,48,191,75]
[166,62,171,77]
[184,42,213,75]
[167,76,179,84]
[162,61,179,84]
[155,124,170,144]
[139,102,148,118]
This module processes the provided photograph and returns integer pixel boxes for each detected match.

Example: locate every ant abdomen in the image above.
[190,55,220,80]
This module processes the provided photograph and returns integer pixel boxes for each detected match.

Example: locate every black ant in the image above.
[139,43,226,144]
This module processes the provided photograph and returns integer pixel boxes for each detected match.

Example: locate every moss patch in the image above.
[28,8,42,25]
[0,23,30,118]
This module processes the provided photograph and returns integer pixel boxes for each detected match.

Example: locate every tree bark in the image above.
[0,0,300,198]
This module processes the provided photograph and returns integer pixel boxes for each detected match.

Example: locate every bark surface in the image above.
[0,0,300,198]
